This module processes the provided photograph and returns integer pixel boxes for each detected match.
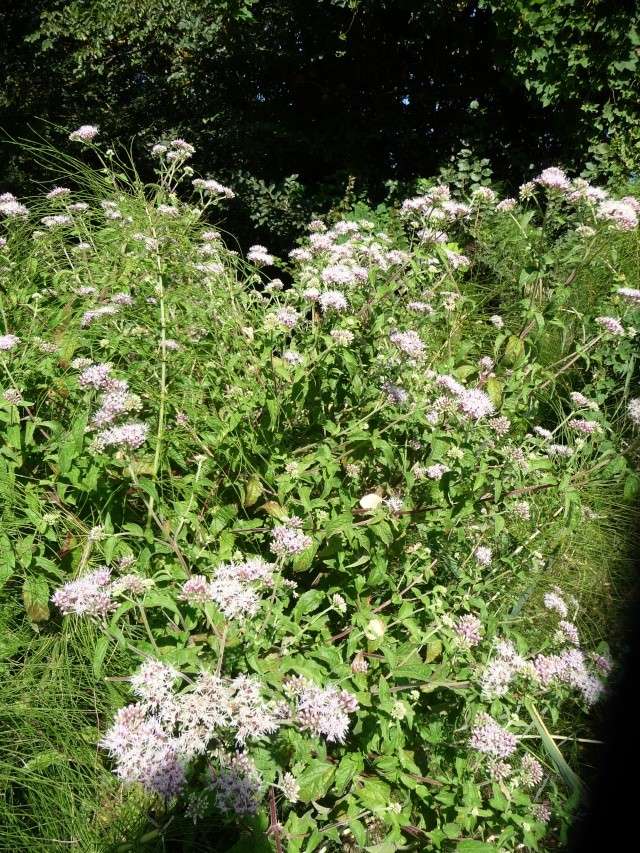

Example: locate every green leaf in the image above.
[93,635,109,679]
[297,760,336,802]
[526,700,585,795]
[22,576,50,623]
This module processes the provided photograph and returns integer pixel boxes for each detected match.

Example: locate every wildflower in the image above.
[590,652,612,676]
[570,391,597,409]
[535,167,570,191]
[444,249,470,270]
[101,703,185,798]
[0,193,29,217]
[389,329,425,359]
[382,382,408,405]
[318,289,348,312]
[110,573,150,599]
[547,443,573,458]
[118,555,136,570]
[41,213,73,228]
[81,305,120,326]
[332,593,347,614]
[556,620,580,646]
[513,501,531,520]
[157,204,180,217]
[628,398,640,426]
[488,759,512,781]
[161,338,180,351]
[272,307,300,330]
[270,517,312,558]
[351,652,369,674]
[474,545,492,566]
[180,575,212,604]
[488,415,511,436]
[247,244,274,265]
[211,752,262,815]
[469,713,517,758]
[330,328,354,345]
[532,802,551,823]
[94,421,149,451]
[320,263,358,285]
[595,316,625,336]
[454,614,482,647]
[496,198,517,212]
[88,525,104,542]
[192,178,235,198]
[2,387,22,405]
[521,755,544,789]
[112,292,134,306]
[289,247,313,262]
[543,590,568,617]
[131,659,180,706]
[46,186,71,199]
[568,418,601,435]
[282,350,303,365]
[0,334,20,351]
[78,362,114,390]
[435,374,465,395]
[69,125,99,142]
[287,677,358,742]
[458,388,494,420]
[597,199,638,231]
[407,300,433,313]
[385,495,404,514]
[533,426,552,439]
[426,463,449,480]
[618,287,640,303]
[51,568,113,617]
[471,186,496,204]
[481,658,516,698]
[280,772,300,803]
[490,314,504,329]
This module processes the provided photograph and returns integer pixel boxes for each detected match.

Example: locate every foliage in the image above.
[1,134,639,850]
[5,1,640,249]
[480,0,640,181]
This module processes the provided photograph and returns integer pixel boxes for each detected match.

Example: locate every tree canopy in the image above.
[1,0,639,246]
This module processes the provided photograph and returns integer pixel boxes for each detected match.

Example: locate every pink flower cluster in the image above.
[52,566,152,617]
[179,558,277,620]
[270,516,312,558]
[285,676,359,742]
[469,713,518,758]
[76,361,149,453]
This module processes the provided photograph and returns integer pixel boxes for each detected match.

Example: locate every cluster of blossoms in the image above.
[431,372,495,422]
[469,713,547,807]
[454,614,483,647]
[180,557,284,620]
[192,178,235,199]
[69,124,99,143]
[151,138,195,163]
[475,589,607,707]
[247,244,274,266]
[0,333,20,351]
[0,192,29,218]
[51,566,153,617]
[270,516,312,557]
[75,361,149,453]
[284,676,359,742]
[100,659,357,804]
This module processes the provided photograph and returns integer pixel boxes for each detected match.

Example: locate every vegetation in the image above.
[2,2,639,249]
[0,131,638,850]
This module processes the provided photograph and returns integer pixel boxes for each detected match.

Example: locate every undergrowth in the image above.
[0,133,639,851]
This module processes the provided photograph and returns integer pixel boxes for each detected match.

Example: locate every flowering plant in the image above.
[1,137,638,850]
